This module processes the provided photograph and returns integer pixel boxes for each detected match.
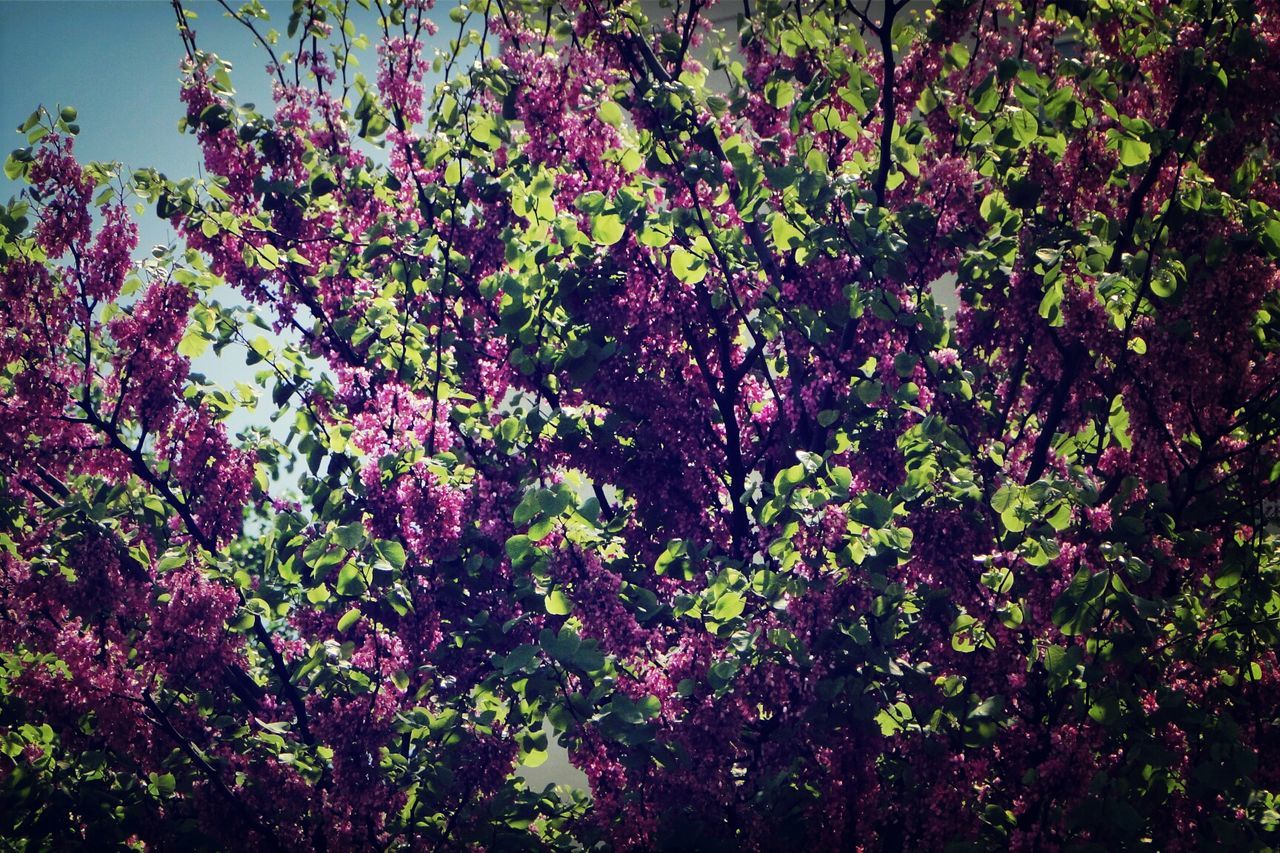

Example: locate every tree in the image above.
[2,0,1280,848]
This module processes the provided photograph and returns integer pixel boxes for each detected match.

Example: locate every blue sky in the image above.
[1,1,284,248]
[0,2,276,164]
[0,0,423,248]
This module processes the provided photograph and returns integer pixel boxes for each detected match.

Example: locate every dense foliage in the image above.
[3,0,1280,848]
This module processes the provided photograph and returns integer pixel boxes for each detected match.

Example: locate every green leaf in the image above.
[498,417,520,443]
[1150,268,1178,298]
[537,488,572,517]
[571,640,605,673]
[639,222,674,247]
[709,659,738,691]
[598,100,623,127]
[333,523,366,550]
[968,695,1004,723]
[1260,217,1280,256]
[875,701,913,735]
[337,607,362,632]
[3,154,25,181]
[519,744,549,768]
[1108,396,1132,451]
[1038,280,1064,327]
[1009,108,1038,146]
[1116,134,1151,168]
[671,248,707,284]
[335,562,367,597]
[256,243,281,270]
[311,174,338,196]
[1088,692,1120,725]
[505,534,531,562]
[765,79,796,109]
[770,211,803,251]
[503,644,538,675]
[372,539,407,571]
[711,591,745,622]
[177,326,211,359]
[544,588,574,616]
[156,552,187,573]
[527,517,555,541]
[998,601,1025,628]
[150,772,176,797]
[973,74,999,114]
[591,213,625,246]
[637,694,661,718]
[608,694,644,725]
[513,492,541,525]
[1051,569,1107,636]
[655,540,688,576]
